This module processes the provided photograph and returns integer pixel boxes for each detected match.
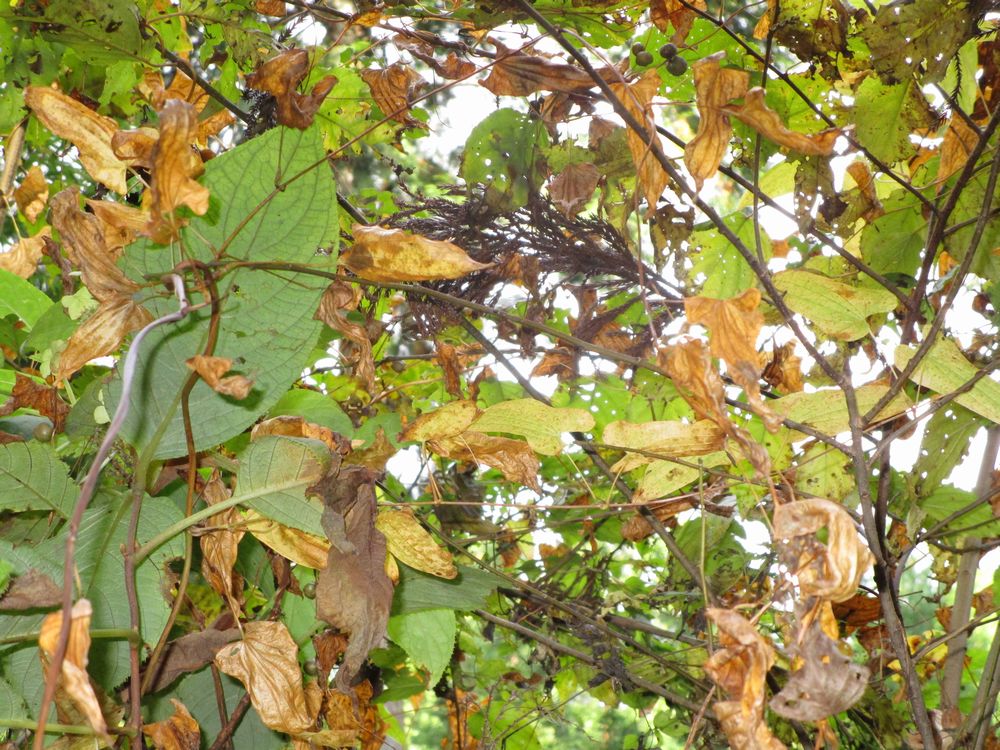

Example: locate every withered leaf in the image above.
[609,71,670,208]
[145,628,241,694]
[481,39,595,97]
[255,0,287,16]
[252,415,346,453]
[313,465,394,692]
[361,63,426,126]
[661,339,729,430]
[435,339,464,398]
[186,355,254,400]
[55,297,152,381]
[199,472,244,616]
[86,199,149,250]
[111,126,159,169]
[149,100,210,234]
[345,427,397,471]
[723,88,841,156]
[684,53,750,190]
[429,431,541,492]
[143,699,200,750]
[531,347,577,380]
[549,162,600,218]
[215,621,317,734]
[393,34,477,80]
[0,227,50,279]
[244,510,330,569]
[651,0,706,42]
[762,342,803,394]
[24,86,127,194]
[773,498,874,603]
[38,599,112,745]
[0,373,70,432]
[246,49,337,129]
[604,418,725,472]
[342,224,491,282]
[376,509,458,579]
[937,113,980,186]
[0,568,61,609]
[13,164,48,223]
[323,680,384,749]
[314,281,375,391]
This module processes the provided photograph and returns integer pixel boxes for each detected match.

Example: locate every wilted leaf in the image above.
[255,0,287,16]
[244,510,330,568]
[111,126,159,169]
[186,355,254,400]
[0,568,61,609]
[376,509,458,579]
[345,427,397,471]
[609,71,670,208]
[55,297,152,381]
[762,342,803,394]
[401,400,481,443]
[86,199,149,250]
[429,431,541,491]
[773,270,898,341]
[14,165,49,222]
[0,227,50,279]
[361,63,426,126]
[684,53,750,190]
[661,339,729,429]
[0,373,70,432]
[148,100,210,235]
[436,339,464,398]
[604,418,725,472]
[395,35,476,80]
[342,224,491,282]
[937,113,980,186]
[469,398,594,455]
[143,699,200,750]
[895,339,1000,425]
[251,415,345,453]
[323,680,384,749]
[723,88,841,155]
[651,0,706,42]
[38,599,112,744]
[549,162,600,218]
[313,465,394,692]
[481,39,595,97]
[246,49,336,129]
[145,628,241,694]
[773,498,874,602]
[214,621,316,733]
[314,281,375,391]
[24,86,127,193]
[199,471,244,615]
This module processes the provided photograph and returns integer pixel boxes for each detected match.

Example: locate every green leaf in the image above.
[109,125,338,459]
[268,389,354,435]
[470,398,594,455]
[854,77,935,164]
[913,405,984,497]
[0,269,50,329]
[0,675,27,741]
[0,442,78,517]
[689,212,770,299]
[860,191,926,276]
[773,270,897,340]
[461,108,549,211]
[794,443,854,502]
[236,436,330,536]
[921,485,1000,537]
[391,564,499,615]
[895,340,1000,425]
[634,452,727,504]
[774,384,911,436]
[387,608,456,689]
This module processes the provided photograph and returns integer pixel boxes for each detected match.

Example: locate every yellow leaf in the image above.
[244,510,330,569]
[376,509,458,579]
[13,164,49,223]
[895,339,1000,425]
[24,86,127,193]
[470,398,594,455]
[609,71,670,208]
[0,227,50,279]
[684,53,749,190]
[400,400,481,443]
[55,297,152,381]
[342,224,491,282]
[772,384,911,436]
[604,419,725,472]
[143,699,200,750]
[773,270,898,341]
[428,430,541,491]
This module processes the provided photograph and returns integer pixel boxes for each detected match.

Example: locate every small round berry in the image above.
[631,42,645,55]
[667,56,688,76]
[303,659,319,676]
[33,423,53,442]
[659,43,678,59]
[635,50,654,67]
[302,582,317,599]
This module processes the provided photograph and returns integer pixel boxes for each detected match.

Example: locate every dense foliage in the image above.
[1,0,1000,748]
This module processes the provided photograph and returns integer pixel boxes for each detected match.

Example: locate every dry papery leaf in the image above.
[341,224,491,282]
[435,339,464,398]
[481,38,596,97]
[0,227,50,279]
[148,99,210,237]
[549,162,600,218]
[324,679,386,749]
[38,599,112,745]
[215,621,316,734]
[684,53,749,190]
[14,164,48,223]
[361,63,426,126]
[773,498,874,603]
[314,281,376,392]
[0,568,61,610]
[661,339,730,430]
[143,699,200,750]
[246,49,336,130]
[86,199,149,250]
[255,0,287,16]
[762,341,804,394]
[844,160,884,222]
[252,415,346,453]
[937,113,981,186]
[723,88,841,156]
[244,510,330,569]
[199,471,244,616]
[433,431,541,491]
[651,0,706,43]
[346,427,397,471]
[24,86,127,193]
[186,354,255,400]
[0,372,70,432]
[609,70,670,209]
[55,296,152,381]
[111,126,159,169]
[393,35,476,80]
[705,608,786,750]
[376,508,458,579]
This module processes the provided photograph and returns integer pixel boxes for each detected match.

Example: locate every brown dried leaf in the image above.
[831,593,882,629]
[938,113,980,186]
[0,568,61,609]
[38,599,111,744]
[314,281,375,391]
[246,49,337,129]
[650,0,706,42]
[845,160,884,222]
[762,342,803,394]
[549,162,600,218]
[111,127,159,169]
[345,427,397,471]
[753,0,776,39]
[714,700,787,750]
[24,86,127,193]
[252,415,346,453]
[199,472,244,615]
[609,71,669,207]
[55,297,152,381]
[361,63,426,126]
[86,199,149,250]
[531,347,577,380]
[342,224,491,282]
[214,621,316,733]
[481,39,595,97]
[773,498,875,603]
[0,227,50,279]
[376,508,458,579]
[186,355,254,400]
[255,0,287,16]
[724,88,841,155]
[0,373,70,432]
[196,109,237,143]
[436,339,464,398]
[684,53,750,190]
[14,165,49,223]
[323,680,385,749]
[245,510,330,569]
[430,431,541,492]
[145,628,241,694]
[149,100,210,233]
[143,699,200,750]
[661,339,729,430]
[313,466,394,692]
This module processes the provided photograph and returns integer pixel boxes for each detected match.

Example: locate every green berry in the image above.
[33,423,53,442]
[302,582,317,599]
[631,42,645,55]
[667,56,688,76]
[635,50,654,67]
[659,43,678,59]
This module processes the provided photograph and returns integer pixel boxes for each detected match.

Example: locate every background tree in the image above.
[1,1,999,749]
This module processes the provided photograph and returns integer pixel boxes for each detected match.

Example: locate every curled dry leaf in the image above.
[244,510,330,569]
[86,199,149,250]
[111,127,159,169]
[149,100,210,235]
[394,35,476,80]
[773,498,874,603]
[186,354,254,400]
[684,53,749,190]
[435,339,464,398]
[609,71,670,208]
[199,471,244,616]
[361,63,426,126]
[255,0,287,16]
[14,164,49,223]
[214,621,316,734]
[548,162,600,218]
[937,113,980,186]
[0,373,70,432]
[604,418,725,472]
[723,88,841,156]
[345,427,397,471]
[762,342,804,394]
[845,160,884,222]
[252,415,346,453]
[661,339,729,429]
[143,699,200,750]
[0,568,61,609]
[323,680,385,749]
[481,39,595,97]
[429,431,541,492]
[0,227,50,278]
[246,49,337,129]
[376,509,458,579]
[314,281,375,391]
[38,598,112,745]
[56,296,152,381]
[651,0,706,42]
[341,224,491,282]
[24,86,127,193]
